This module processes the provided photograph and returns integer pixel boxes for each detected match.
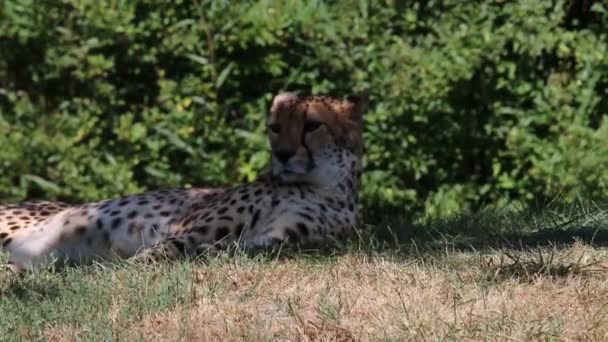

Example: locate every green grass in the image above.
[1,203,608,341]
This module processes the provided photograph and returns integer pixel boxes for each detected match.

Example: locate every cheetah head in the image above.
[267,90,369,188]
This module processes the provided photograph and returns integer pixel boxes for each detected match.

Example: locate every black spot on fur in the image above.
[0,233,7,239]
[2,238,12,248]
[187,236,196,245]
[118,199,129,207]
[110,210,121,216]
[235,223,245,237]
[297,212,314,221]
[194,225,209,235]
[217,207,228,215]
[236,206,245,214]
[215,227,230,241]
[171,239,187,253]
[159,211,170,217]
[285,229,299,242]
[111,218,122,230]
[218,215,233,221]
[182,216,195,227]
[75,226,86,235]
[127,211,138,219]
[296,222,310,237]
[251,209,261,229]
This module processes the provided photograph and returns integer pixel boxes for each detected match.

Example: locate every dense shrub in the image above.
[0,0,607,219]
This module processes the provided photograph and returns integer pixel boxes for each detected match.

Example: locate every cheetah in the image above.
[0,90,369,272]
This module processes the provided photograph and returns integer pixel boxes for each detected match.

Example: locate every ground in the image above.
[1,204,607,341]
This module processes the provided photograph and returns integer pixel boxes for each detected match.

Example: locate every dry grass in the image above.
[124,246,608,341]
[3,243,607,341]
[3,204,608,341]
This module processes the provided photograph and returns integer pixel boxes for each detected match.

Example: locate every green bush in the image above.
[0,0,607,219]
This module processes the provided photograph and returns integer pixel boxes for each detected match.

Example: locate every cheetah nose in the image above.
[275,150,296,164]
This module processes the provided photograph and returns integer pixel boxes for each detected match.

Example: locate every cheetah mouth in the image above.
[271,168,312,184]
[271,159,316,183]
[275,170,306,178]
[277,165,314,176]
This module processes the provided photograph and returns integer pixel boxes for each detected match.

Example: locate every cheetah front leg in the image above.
[244,219,328,251]
[243,213,353,253]
[130,231,225,263]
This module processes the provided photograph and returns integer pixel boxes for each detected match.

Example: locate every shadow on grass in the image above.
[1,201,606,299]
[0,276,62,301]
[366,202,608,252]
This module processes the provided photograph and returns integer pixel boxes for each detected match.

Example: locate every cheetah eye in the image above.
[268,123,281,134]
[304,121,323,132]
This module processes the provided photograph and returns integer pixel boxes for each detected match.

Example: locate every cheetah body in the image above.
[0,90,368,272]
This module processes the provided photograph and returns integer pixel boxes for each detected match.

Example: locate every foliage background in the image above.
[0,0,607,219]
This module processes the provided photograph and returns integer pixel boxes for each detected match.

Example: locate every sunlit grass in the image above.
[1,203,608,341]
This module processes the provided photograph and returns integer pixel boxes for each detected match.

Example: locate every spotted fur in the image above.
[0,90,369,272]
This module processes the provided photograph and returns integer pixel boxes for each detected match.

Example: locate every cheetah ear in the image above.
[347,89,369,122]
[271,92,298,113]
